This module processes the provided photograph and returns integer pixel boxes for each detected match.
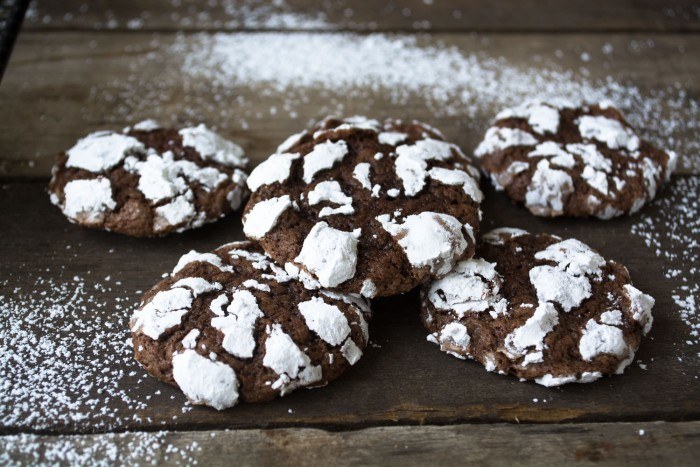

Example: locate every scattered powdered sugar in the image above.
[0,274,155,432]
[630,176,700,354]
[0,431,203,466]
[169,33,698,172]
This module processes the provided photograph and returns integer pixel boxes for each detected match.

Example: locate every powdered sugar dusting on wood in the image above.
[630,176,700,356]
[166,33,698,172]
[0,274,154,431]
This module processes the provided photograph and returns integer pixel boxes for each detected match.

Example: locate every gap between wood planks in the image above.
[18,27,700,35]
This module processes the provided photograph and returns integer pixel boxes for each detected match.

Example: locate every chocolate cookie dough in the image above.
[131,241,371,410]
[420,228,654,386]
[474,101,677,218]
[242,116,483,298]
[49,120,248,236]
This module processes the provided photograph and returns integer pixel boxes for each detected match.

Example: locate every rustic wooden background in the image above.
[1,0,699,464]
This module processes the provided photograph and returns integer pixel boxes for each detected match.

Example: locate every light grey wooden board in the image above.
[0,31,697,179]
[23,0,700,32]
[2,421,699,466]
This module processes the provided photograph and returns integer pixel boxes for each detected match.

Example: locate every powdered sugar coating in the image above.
[130,119,162,132]
[504,302,559,365]
[525,160,574,216]
[434,322,471,358]
[476,102,677,219]
[172,277,222,296]
[294,222,359,288]
[474,127,538,157]
[61,178,116,225]
[378,131,408,146]
[172,349,239,410]
[303,140,348,183]
[153,193,197,233]
[623,284,655,335]
[263,324,322,394]
[427,167,484,203]
[394,138,456,196]
[352,162,372,190]
[579,319,629,361]
[211,290,264,359]
[179,124,247,167]
[376,212,467,276]
[243,195,293,239]
[534,238,606,277]
[131,287,194,340]
[529,266,592,312]
[66,131,145,172]
[247,152,300,192]
[421,228,654,386]
[578,115,640,152]
[174,251,234,274]
[529,142,576,168]
[425,258,508,318]
[298,297,352,347]
[496,101,564,134]
[243,116,482,297]
[307,181,354,217]
[340,340,363,365]
[482,227,528,245]
[131,241,371,409]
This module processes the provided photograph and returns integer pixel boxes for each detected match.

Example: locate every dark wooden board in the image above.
[23,0,700,32]
[0,31,697,179]
[2,1,700,458]
[1,180,698,435]
[4,421,699,466]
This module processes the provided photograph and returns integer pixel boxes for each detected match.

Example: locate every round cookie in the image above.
[49,120,248,237]
[242,116,483,298]
[474,101,677,219]
[130,240,371,410]
[420,228,654,386]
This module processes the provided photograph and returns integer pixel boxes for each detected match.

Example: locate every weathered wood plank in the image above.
[23,0,700,32]
[2,421,699,466]
[1,182,698,434]
[0,31,697,179]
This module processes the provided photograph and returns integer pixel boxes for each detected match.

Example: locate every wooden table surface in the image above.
[1,1,699,465]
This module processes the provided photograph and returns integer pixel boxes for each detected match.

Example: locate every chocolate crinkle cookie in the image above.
[242,116,483,298]
[49,119,249,237]
[131,241,371,410]
[420,228,654,386]
[474,101,677,219]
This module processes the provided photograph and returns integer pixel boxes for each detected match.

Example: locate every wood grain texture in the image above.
[0,31,697,179]
[23,0,700,32]
[1,181,698,435]
[3,421,699,465]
